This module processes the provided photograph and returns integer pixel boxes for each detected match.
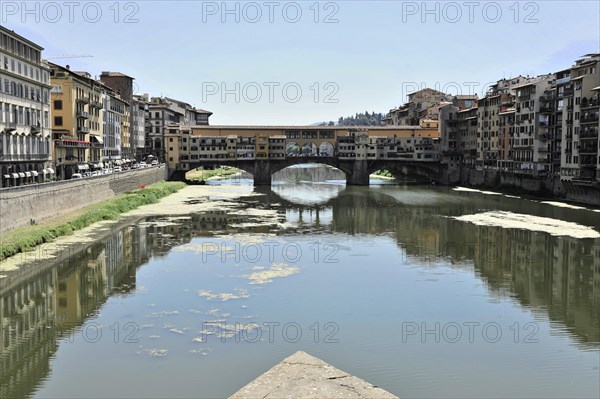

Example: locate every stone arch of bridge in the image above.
[366,161,441,183]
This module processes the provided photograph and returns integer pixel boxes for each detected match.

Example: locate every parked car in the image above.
[102,168,112,174]
[151,160,159,166]
[139,161,147,168]
[113,166,122,173]
[131,163,139,169]
[71,173,83,179]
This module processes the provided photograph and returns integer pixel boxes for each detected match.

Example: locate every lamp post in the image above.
[7,165,13,188]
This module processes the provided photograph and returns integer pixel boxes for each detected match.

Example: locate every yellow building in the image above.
[49,63,104,179]
[165,125,440,172]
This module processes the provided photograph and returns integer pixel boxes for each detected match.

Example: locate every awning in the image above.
[12,173,18,179]
[18,172,25,178]
[31,171,39,177]
[42,169,48,174]
[77,164,89,171]
[3,174,10,179]
[97,162,104,168]
[91,135,104,144]
[47,168,55,174]
[25,171,31,177]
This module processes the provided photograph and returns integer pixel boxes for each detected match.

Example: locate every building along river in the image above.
[0,166,599,398]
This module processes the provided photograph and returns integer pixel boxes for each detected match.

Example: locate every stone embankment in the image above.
[0,167,166,234]
[456,167,600,207]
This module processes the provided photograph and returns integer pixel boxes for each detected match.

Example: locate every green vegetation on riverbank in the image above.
[187,167,240,181]
[0,181,186,262]
[371,170,396,180]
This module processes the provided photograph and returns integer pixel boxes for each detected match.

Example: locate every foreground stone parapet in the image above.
[229,351,399,398]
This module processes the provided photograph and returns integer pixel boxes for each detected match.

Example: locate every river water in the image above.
[1,169,599,398]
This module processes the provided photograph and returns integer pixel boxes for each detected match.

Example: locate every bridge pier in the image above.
[344,160,370,186]
[253,161,273,186]
[167,168,187,182]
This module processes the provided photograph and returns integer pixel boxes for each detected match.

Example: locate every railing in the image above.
[77,111,89,119]
[580,129,599,139]
[55,139,92,148]
[76,97,89,104]
[581,98,600,109]
[555,76,571,85]
[0,154,51,161]
[580,115,599,123]
[77,126,90,133]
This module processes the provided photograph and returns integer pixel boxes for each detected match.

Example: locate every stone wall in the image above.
[0,167,166,234]
[456,166,600,207]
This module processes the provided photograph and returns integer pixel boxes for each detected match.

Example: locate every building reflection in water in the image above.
[0,185,598,397]
[0,227,144,398]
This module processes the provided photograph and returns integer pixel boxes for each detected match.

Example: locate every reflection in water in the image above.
[0,229,142,398]
[0,181,598,398]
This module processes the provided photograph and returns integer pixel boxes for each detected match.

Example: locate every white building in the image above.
[0,26,52,188]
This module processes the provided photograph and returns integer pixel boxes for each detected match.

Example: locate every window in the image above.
[54,100,62,110]
[54,116,63,126]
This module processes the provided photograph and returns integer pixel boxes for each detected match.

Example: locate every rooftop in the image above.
[100,71,134,79]
[0,25,44,51]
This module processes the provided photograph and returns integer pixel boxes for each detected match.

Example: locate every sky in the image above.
[2,1,599,125]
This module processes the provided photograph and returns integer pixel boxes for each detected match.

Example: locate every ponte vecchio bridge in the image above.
[164,125,451,185]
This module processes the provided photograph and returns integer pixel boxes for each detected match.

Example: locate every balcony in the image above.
[0,153,50,161]
[77,111,89,119]
[3,121,17,132]
[581,98,600,110]
[77,126,90,134]
[76,97,89,104]
[580,115,599,124]
[539,106,554,113]
[54,139,92,148]
[580,129,599,139]
[578,147,599,155]
[555,76,571,85]
[90,100,103,108]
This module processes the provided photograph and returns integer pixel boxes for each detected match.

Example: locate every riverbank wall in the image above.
[0,167,166,234]
[458,167,600,207]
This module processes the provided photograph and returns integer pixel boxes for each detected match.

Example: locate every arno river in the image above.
[1,166,599,398]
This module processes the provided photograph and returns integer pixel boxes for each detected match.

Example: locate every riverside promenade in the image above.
[229,351,399,398]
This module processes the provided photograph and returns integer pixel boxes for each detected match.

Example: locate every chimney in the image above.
[65,65,70,70]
